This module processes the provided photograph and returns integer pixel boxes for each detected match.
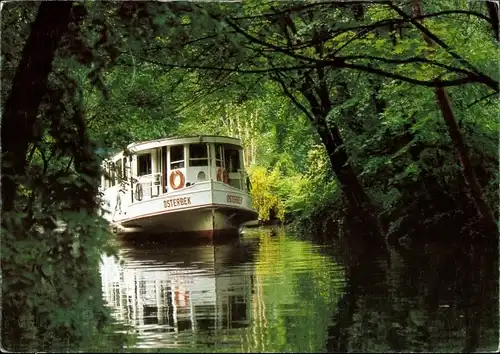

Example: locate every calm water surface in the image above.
[100,227,498,352]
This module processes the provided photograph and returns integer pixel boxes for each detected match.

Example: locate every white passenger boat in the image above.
[100,135,258,238]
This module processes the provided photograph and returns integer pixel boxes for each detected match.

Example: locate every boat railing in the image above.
[237,169,249,191]
[127,168,248,203]
[132,172,162,202]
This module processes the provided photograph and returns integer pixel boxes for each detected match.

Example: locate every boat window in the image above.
[170,145,185,169]
[122,157,128,180]
[109,162,116,186]
[215,144,223,167]
[103,164,112,188]
[115,159,123,182]
[224,146,240,173]
[137,153,152,176]
[189,143,208,167]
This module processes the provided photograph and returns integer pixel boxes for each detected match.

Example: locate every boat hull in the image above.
[115,205,255,236]
[105,180,258,241]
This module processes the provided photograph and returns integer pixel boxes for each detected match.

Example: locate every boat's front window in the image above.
[189,143,208,167]
[108,162,116,186]
[115,159,123,182]
[170,145,185,169]
[122,157,128,180]
[137,153,152,176]
[224,146,241,172]
[215,144,223,167]
[102,162,113,188]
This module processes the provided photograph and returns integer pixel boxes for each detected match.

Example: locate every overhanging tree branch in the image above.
[388,4,485,76]
[120,54,316,74]
[232,9,492,50]
[340,55,481,76]
[224,16,500,90]
[339,61,481,88]
[272,72,315,123]
[126,46,496,90]
[465,92,498,109]
[225,0,423,22]
[302,10,493,52]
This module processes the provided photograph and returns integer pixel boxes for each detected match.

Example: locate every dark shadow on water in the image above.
[116,229,260,268]
[116,228,242,247]
[326,250,389,353]
[326,237,498,353]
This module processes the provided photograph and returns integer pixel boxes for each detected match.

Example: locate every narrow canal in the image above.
[100,227,498,352]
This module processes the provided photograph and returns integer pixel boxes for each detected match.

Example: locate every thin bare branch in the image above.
[123,54,316,74]
[465,92,498,109]
[340,55,478,76]
[228,0,392,21]
[340,61,483,88]
[388,4,484,76]
[224,16,499,90]
[272,72,315,123]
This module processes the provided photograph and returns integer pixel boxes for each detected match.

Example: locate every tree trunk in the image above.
[1,1,74,215]
[434,87,497,235]
[486,1,499,41]
[320,120,387,252]
[273,9,388,253]
[299,73,388,253]
[412,0,497,237]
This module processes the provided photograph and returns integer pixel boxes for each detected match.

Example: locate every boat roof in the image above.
[105,135,243,162]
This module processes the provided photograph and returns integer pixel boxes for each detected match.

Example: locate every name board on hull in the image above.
[227,194,243,204]
[164,196,192,209]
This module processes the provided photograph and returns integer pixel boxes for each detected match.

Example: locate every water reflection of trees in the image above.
[327,241,498,352]
[241,231,345,352]
[101,230,347,352]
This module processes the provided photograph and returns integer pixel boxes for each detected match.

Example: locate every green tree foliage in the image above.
[1,2,133,351]
[84,65,183,150]
[247,165,285,222]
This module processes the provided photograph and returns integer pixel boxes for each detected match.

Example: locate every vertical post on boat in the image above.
[129,155,134,203]
[122,156,127,181]
[161,146,167,193]
[166,146,171,193]
[151,149,156,198]
[183,144,189,173]
[239,149,244,187]
[206,142,211,181]
[156,148,161,195]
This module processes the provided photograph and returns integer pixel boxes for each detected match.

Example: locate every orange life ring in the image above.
[217,167,229,184]
[169,170,185,190]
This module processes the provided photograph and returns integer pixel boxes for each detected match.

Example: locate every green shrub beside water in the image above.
[1,209,135,352]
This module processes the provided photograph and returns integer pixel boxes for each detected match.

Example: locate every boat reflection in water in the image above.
[100,236,258,349]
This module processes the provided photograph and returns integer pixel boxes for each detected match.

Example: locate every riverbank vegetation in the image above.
[1,0,498,351]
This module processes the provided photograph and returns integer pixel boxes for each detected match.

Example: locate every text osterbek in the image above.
[164,197,192,208]
[227,194,243,204]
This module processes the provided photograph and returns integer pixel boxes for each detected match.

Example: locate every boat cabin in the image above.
[101,136,248,203]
